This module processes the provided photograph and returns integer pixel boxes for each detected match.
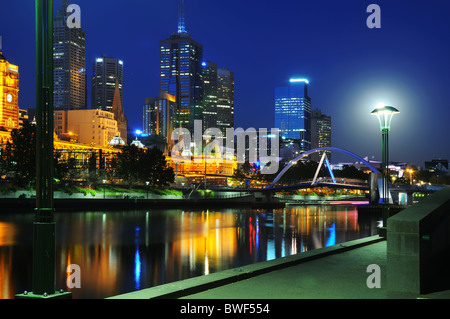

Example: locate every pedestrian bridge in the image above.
[267,178,369,192]
[266,147,381,194]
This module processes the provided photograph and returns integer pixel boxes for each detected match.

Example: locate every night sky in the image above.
[1,0,449,167]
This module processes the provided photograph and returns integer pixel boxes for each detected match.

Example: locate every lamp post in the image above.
[406,168,414,186]
[103,179,107,198]
[371,105,400,237]
[17,0,70,299]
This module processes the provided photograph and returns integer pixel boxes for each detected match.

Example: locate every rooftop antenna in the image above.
[178,0,186,34]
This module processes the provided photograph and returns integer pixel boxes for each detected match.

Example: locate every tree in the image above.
[4,122,74,188]
[115,145,143,188]
[333,165,369,180]
[86,152,100,187]
[115,145,175,188]
[4,122,36,187]
[141,147,175,187]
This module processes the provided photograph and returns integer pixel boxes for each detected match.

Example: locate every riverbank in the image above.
[0,196,286,213]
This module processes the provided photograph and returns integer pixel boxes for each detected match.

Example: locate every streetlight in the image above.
[406,168,414,185]
[103,179,107,198]
[371,105,400,237]
[17,0,70,299]
[146,181,149,199]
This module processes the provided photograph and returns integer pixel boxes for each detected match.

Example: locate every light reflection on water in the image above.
[0,205,379,299]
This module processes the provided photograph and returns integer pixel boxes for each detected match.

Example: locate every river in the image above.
[0,204,379,299]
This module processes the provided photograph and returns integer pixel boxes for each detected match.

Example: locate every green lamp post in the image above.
[371,105,400,237]
[17,0,71,299]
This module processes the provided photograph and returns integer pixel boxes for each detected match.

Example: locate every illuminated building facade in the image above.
[201,62,234,137]
[159,2,203,132]
[167,155,237,186]
[92,55,124,112]
[275,78,311,161]
[311,108,332,162]
[54,109,119,148]
[0,43,19,130]
[53,0,87,110]
[216,68,234,136]
[143,93,176,141]
[201,61,218,132]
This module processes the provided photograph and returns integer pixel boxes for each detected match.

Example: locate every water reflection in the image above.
[0,205,378,299]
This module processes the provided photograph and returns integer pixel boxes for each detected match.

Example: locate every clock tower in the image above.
[0,37,20,130]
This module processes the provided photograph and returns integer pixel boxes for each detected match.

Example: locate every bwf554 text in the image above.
[224,304,270,315]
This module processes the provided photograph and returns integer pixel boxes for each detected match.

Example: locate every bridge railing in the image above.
[270,178,368,188]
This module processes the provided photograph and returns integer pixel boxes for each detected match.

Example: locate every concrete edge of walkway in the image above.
[108,235,385,300]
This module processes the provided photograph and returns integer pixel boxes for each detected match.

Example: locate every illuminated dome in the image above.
[109,134,125,146]
[131,138,145,148]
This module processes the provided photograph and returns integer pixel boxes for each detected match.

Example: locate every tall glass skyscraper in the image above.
[275,78,312,157]
[92,55,124,112]
[311,108,332,162]
[143,93,176,140]
[53,0,86,110]
[201,61,218,132]
[216,68,234,136]
[159,1,203,132]
[201,62,234,137]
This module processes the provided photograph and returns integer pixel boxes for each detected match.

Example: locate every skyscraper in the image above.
[216,68,234,136]
[201,62,234,137]
[92,55,124,112]
[275,78,312,161]
[311,108,332,162]
[143,93,176,140]
[0,37,19,130]
[53,0,86,110]
[201,61,218,132]
[159,0,203,132]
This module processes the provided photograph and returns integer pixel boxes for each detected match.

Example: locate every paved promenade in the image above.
[110,236,450,300]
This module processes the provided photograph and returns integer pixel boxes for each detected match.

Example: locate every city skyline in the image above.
[0,0,449,167]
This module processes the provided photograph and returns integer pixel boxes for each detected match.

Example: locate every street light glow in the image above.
[371,105,400,131]
[290,78,309,84]
[375,102,386,109]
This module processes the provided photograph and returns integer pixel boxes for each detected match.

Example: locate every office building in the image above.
[201,61,218,132]
[275,78,311,161]
[216,68,234,137]
[201,62,234,138]
[143,93,176,141]
[53,0,86,110]
[0,38,19,130]
[311,108,332,162]
[54,109,119,148]
[92,55,124,112]
[159,0,203,132]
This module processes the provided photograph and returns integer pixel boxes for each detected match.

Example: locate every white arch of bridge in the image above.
[267,147,381,189]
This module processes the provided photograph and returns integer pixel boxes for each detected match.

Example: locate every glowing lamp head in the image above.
[371,105,400,131]
[290,78,309,84]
